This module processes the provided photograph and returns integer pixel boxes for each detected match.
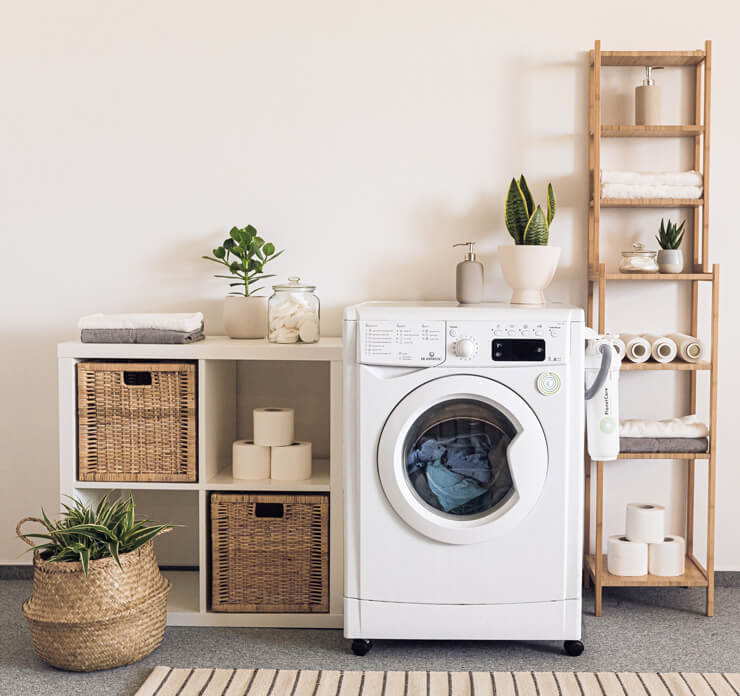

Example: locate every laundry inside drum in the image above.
[403,398,516,517]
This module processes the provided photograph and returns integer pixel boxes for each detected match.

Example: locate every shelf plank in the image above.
[585,554,708,587]
[600,51,705,67]
[601,125,703,137]
[598,198,703,208]
[206,458,330,491]
[589,270,714,281]
[58,336,343,361]
[73,480,200,490]
[621,361,711,371]
[617,452,709,460]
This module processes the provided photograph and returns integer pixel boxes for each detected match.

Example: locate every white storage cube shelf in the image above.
[58,337,343,628]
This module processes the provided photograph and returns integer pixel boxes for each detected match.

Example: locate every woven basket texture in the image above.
[24,580,170,671]
[77,361,197,482]
[211,493,329,613]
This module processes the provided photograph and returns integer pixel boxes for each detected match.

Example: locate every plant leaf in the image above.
[518,175,534,218]
[522,206,549,245]
[262,242,275,256]
[505,178,529,244]
[546,182,556,226]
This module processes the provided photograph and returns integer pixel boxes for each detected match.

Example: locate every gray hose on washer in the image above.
[584,344,613,401]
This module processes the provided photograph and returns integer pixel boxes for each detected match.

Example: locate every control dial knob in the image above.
[455,338,478,359]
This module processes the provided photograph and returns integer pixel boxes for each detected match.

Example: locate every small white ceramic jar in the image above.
[619,243,659,274]
[268,277,320,344]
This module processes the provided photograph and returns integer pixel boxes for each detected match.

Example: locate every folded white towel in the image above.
[620,415,708,438]
[601,183,703,199]
[78,312,204,333]
[601,170,703,187]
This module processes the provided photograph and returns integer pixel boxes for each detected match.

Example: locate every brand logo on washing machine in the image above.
[421,351,438,361]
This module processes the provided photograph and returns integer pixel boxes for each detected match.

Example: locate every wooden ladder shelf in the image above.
[585,40,719,617]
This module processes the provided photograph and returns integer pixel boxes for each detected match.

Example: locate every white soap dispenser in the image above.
[635,65,663,125]
[453,241,484,304]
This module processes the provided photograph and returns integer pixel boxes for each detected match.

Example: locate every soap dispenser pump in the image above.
[453,241,484,304]
[635,65,663,125]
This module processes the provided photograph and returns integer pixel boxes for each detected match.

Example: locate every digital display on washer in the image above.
[492,339,546,361]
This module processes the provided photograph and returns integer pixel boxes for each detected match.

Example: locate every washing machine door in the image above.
[378,374,548,545]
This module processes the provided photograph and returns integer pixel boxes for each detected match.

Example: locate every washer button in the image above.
[507,330,517,336]
[521,329,531,337]
[535,329,544,337]
[549,327,561,338]
[537,372,561,395]
[449,328,458,338]
[494,330,505,336]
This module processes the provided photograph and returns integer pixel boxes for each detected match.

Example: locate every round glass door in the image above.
[378,374,548,544]
[404,399,515,517]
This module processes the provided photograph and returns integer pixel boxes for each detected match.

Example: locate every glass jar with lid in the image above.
[619,242,659,274]
[268,277,320,344]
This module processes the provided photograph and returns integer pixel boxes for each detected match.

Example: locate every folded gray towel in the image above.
[81,324,205,344]
[619,437,708,454]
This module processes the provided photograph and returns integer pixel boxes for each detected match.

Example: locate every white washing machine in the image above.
[343,301,585,656]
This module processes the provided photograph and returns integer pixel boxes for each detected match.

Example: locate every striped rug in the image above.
[135,669,740,696]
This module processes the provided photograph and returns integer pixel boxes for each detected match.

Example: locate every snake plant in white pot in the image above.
[499,175,560,304]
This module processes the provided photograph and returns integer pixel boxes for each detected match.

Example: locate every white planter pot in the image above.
[657,249,683,274]
[498,245,560,305]
[223,295,267,339]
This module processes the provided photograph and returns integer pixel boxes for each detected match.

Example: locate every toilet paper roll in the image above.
[271,441,312,481]
[666,333,705,363]
[607,535,648,576]
[612,336,626,361]
[253,407,295,447]
[620,333,651,363]
[642,333,678,363]
[232,440,271,480]
[625,502,665,543]
[648,535,686,576]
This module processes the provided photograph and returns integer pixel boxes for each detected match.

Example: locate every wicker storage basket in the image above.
[17,518,171,672]
[210,493,329,613]
[77,361,197,482]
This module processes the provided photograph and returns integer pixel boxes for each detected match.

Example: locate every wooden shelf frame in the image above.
[586,40,718,618]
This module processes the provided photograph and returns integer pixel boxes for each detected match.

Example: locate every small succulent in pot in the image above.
[202,225,284,339]
[499,175,560,304]
[656,218,685,273]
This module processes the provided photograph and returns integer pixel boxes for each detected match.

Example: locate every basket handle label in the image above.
[254,503,284,519]
[122,371,153,387]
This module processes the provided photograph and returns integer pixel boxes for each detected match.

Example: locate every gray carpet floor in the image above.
[1,580,738,696]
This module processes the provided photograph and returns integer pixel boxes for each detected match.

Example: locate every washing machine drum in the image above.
[378,374,548,545]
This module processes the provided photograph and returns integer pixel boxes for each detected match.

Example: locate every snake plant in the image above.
[20,494,176,577]
[504,175,556,245]
[656,218,686,250]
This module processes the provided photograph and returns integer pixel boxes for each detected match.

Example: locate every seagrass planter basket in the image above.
[210,493,329,613]
[77,361,197,483]
[18,518,171,672]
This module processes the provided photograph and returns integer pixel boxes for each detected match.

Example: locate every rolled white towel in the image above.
[642,334,678,363]
[666,333,705,363]
[620,415,709,438]
[620,333,651,363]
[600,170,703,187]
[78,312,204,333]
[601,183,703,199]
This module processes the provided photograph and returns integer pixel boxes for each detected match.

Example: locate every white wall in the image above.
[2,1,739,567]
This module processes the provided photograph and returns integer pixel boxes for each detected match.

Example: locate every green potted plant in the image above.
[656,218,685,273]
[500,175,560,304]
[17,494,176,671]
[203,225,283,339]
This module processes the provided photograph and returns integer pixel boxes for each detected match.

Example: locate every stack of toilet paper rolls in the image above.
[232,407,312,481]
[607,503,685,577]
[616,333,704,364]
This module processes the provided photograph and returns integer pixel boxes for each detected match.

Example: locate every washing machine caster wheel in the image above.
[351,639,373,656]
[564,640,584,656]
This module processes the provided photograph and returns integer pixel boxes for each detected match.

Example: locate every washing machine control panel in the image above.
[359,319,569,366]
[360,320,446,366]
[446,320,569,365]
